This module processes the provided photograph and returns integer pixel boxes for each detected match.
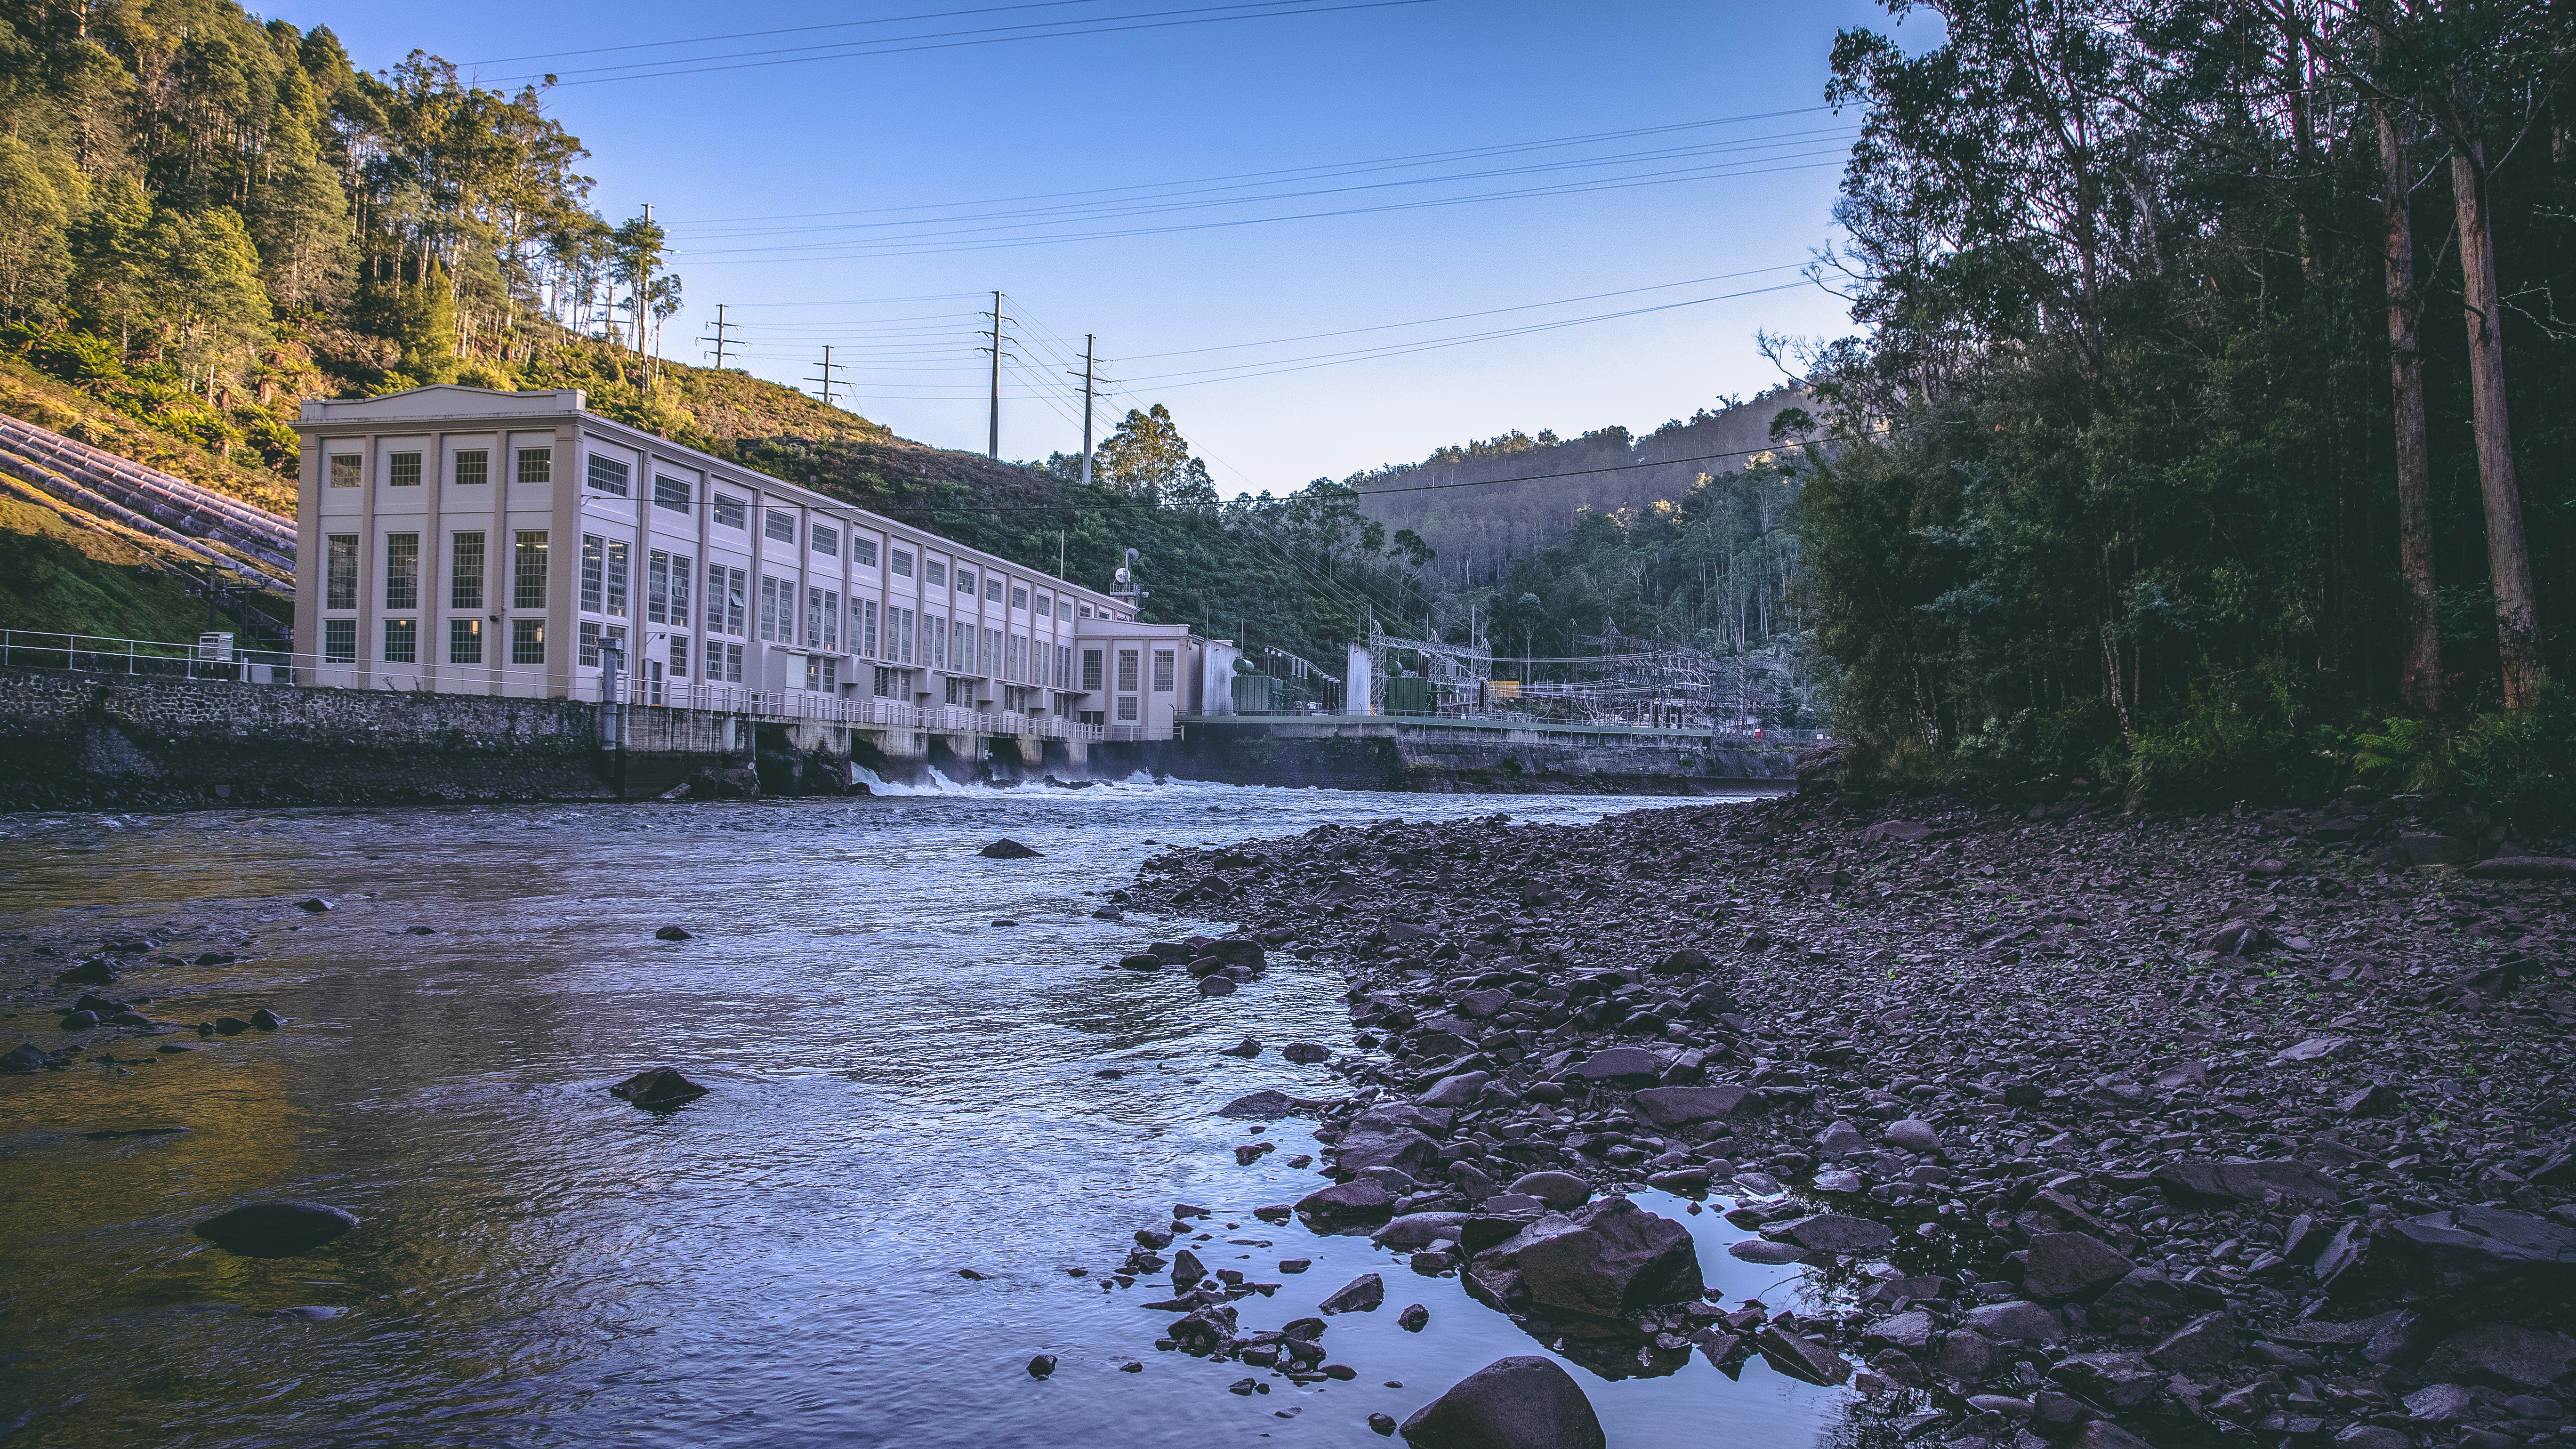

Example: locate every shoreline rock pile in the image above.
[1112,786,2575,1447]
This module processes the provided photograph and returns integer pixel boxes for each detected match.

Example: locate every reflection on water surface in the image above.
[2,778,1888,1448]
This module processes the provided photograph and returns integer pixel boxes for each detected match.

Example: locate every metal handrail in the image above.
[0,629,1107,741]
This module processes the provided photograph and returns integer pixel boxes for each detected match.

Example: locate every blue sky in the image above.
[302,0,1913,492]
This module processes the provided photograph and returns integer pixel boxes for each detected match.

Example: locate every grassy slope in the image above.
[0,359,299,514]
[0,497,256,639]
[0,333,1048,638]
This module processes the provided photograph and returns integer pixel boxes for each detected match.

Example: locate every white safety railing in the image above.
[0,629,1106,741]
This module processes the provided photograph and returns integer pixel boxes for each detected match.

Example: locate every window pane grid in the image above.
[449,618,483,664]
[384,533,419,610]
[513,531,548,610]
[383,617,417,664]
[325,534,359,611]
[450,532,484,610]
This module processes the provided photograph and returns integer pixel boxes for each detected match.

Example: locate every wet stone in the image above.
[1965,1301,2068,1345]
[193,1199,358,1250]
[608,1067,710,1108]
[1319,1272,1384,1314]
[1398,1355,1605,1449]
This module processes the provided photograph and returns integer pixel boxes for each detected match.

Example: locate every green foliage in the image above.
[1796,0,2576,803]
[0,0,618,478]
[1093,403,1216,505]
[360,264,458,384]
[0,521,251,640]
[0,133,80,317]
[2353,716,2463,795]
[2355,687,2576,813]
[26,329,122,383]
[2122,673,2332,804]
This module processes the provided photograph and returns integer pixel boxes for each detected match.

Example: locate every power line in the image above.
[1128,280,1814,389]
[508,0,1437,88]
[465,0,1113,65]
[718,291,990,307]
[668,128,1853,245]
[1116,263,1804,362]
[679,153,1847,263]
[667,108,1835,228]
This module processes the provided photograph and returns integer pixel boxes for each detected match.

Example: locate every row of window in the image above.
[324,616,546,666]
[325,444,1132,628]
[330,449,551,490]
[327,618,1174,720]
[327,531,547,612]
[325,531,1076,652]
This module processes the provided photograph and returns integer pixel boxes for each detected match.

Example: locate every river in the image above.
[0,777,1878,1448]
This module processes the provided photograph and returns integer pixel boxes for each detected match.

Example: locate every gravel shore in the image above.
[1115,784,2576,1447]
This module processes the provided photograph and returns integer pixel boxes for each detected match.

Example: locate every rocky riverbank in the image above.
[1108,785,2576,1446]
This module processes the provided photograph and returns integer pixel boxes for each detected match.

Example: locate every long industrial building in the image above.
[290,386,1226,751]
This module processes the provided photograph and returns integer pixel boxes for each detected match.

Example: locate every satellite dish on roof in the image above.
[1114,566,1131,585]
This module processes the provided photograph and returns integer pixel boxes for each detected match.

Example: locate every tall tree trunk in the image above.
[2450,136,2546,708]
[2378,101,2440,710]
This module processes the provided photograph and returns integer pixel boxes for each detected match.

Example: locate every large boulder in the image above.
[1764,1212,1897,1255]
[1329,1123,1445,1180]
[1296,1178,1396,1224]
[2320,1206,2576,1320]
[1467,1196,1703,1320]
[1565,1046,1665,1084]
[2146,1312,2239,1374]
[1631,1085,1753,1128]
[193,1200,359,1251]
[2022,1232,2137,1302]
[1320,1272,1386,1314]
[2152,1159,2346,1206]
[1966,1301,2069,1344]
[1217,1089,1307,1120]
[2463,856,2576,880]
[2049,1352,2164,1409]
[1418,1071,1489,1108]
[2089,1268,2225,1338]
[1507,1172,1592,1210]
[1399,1356,1604,1449]
[2422,1324,2576,1389]
[1755,1326,1854,1385]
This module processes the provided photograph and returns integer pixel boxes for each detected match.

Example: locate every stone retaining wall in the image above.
[0,668,618,808]
[0,668,1786,809]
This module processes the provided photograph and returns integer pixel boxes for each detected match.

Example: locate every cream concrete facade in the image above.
[290,386,1211,743]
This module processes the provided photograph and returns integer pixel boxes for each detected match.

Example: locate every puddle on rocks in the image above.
[0,779,1913,1448]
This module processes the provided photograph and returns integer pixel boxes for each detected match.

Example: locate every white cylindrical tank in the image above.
[1345,642,1374,714]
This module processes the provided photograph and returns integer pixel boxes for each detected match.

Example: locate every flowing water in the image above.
[0,778,1880,1448]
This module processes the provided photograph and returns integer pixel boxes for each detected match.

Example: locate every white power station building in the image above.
[290,386,1226,748]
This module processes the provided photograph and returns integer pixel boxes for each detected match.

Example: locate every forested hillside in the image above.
[1346,386,1811,576]
[1797,0,2575,805]
[0,0,898,473]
